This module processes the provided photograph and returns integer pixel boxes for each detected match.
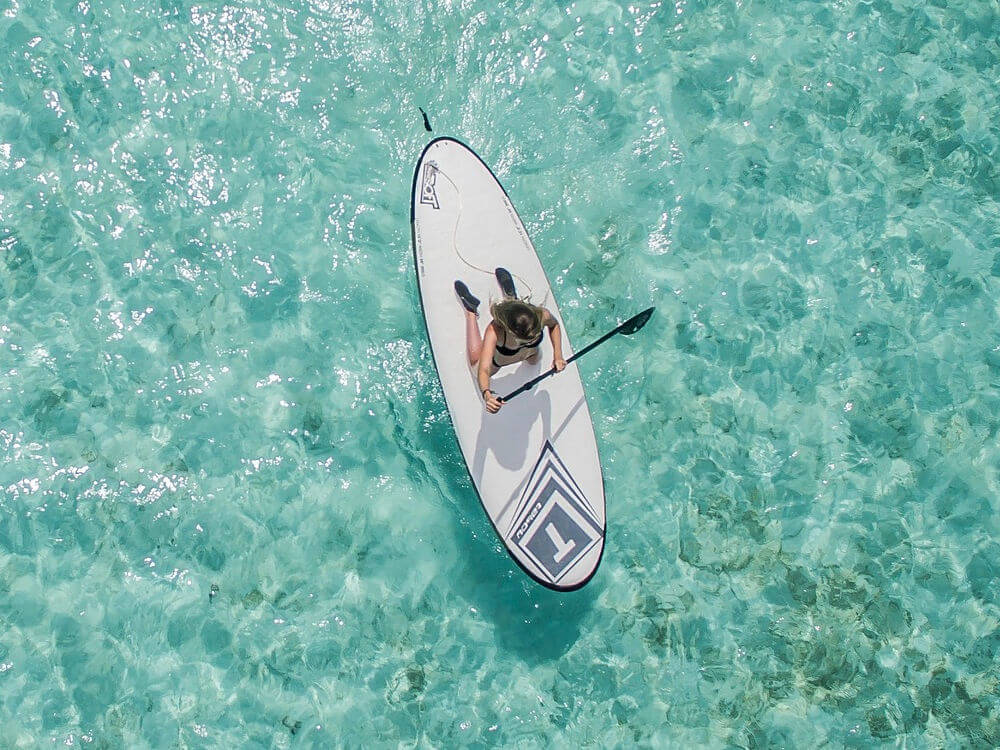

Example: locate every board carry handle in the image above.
[499,307,655,403]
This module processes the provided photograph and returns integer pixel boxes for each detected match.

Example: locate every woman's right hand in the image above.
[483,389,503,414]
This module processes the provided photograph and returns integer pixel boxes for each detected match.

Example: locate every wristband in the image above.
[482,388,492,401]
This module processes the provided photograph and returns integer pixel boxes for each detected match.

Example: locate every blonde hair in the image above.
[490,299,544,340]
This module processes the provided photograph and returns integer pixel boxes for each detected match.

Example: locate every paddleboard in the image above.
[410,137,606,591]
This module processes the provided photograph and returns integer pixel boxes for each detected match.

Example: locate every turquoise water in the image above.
[2,0,999,745]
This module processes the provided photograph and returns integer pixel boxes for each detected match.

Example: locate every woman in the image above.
[455,268,566,414]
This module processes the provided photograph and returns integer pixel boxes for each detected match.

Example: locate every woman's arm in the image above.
[543,310,566,371]
[478,323,502,412]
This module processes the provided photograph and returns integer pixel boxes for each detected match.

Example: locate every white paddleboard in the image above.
[411,137,605,591]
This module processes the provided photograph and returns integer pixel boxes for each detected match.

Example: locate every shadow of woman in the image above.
[470,379,553,479]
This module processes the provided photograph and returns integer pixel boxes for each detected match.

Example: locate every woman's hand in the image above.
[542,311,566,374]
[483,389,503,414]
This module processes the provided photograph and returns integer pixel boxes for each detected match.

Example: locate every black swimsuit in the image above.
[492,330,543,368]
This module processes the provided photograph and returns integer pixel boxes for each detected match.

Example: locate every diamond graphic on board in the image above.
[508,442,601,583]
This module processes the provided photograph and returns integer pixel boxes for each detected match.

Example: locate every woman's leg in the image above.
[455,280,483,366]
[465,309,482,367]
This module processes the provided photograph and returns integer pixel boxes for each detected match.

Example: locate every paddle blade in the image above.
[619,307,655,335]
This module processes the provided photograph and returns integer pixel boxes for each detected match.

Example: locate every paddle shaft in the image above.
[500,321,633,402]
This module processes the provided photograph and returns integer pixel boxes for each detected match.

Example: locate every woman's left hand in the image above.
[552,357,566,372]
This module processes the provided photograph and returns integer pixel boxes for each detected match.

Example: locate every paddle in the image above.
[499,307,655,402]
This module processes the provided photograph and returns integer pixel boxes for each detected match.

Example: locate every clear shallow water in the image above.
[1,0,999,745]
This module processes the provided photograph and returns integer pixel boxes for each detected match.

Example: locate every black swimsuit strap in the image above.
[495,332,543,356]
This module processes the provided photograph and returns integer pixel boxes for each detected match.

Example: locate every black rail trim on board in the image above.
[409,135,607,592]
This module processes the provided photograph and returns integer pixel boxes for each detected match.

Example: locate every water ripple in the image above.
[1,0,999,746]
